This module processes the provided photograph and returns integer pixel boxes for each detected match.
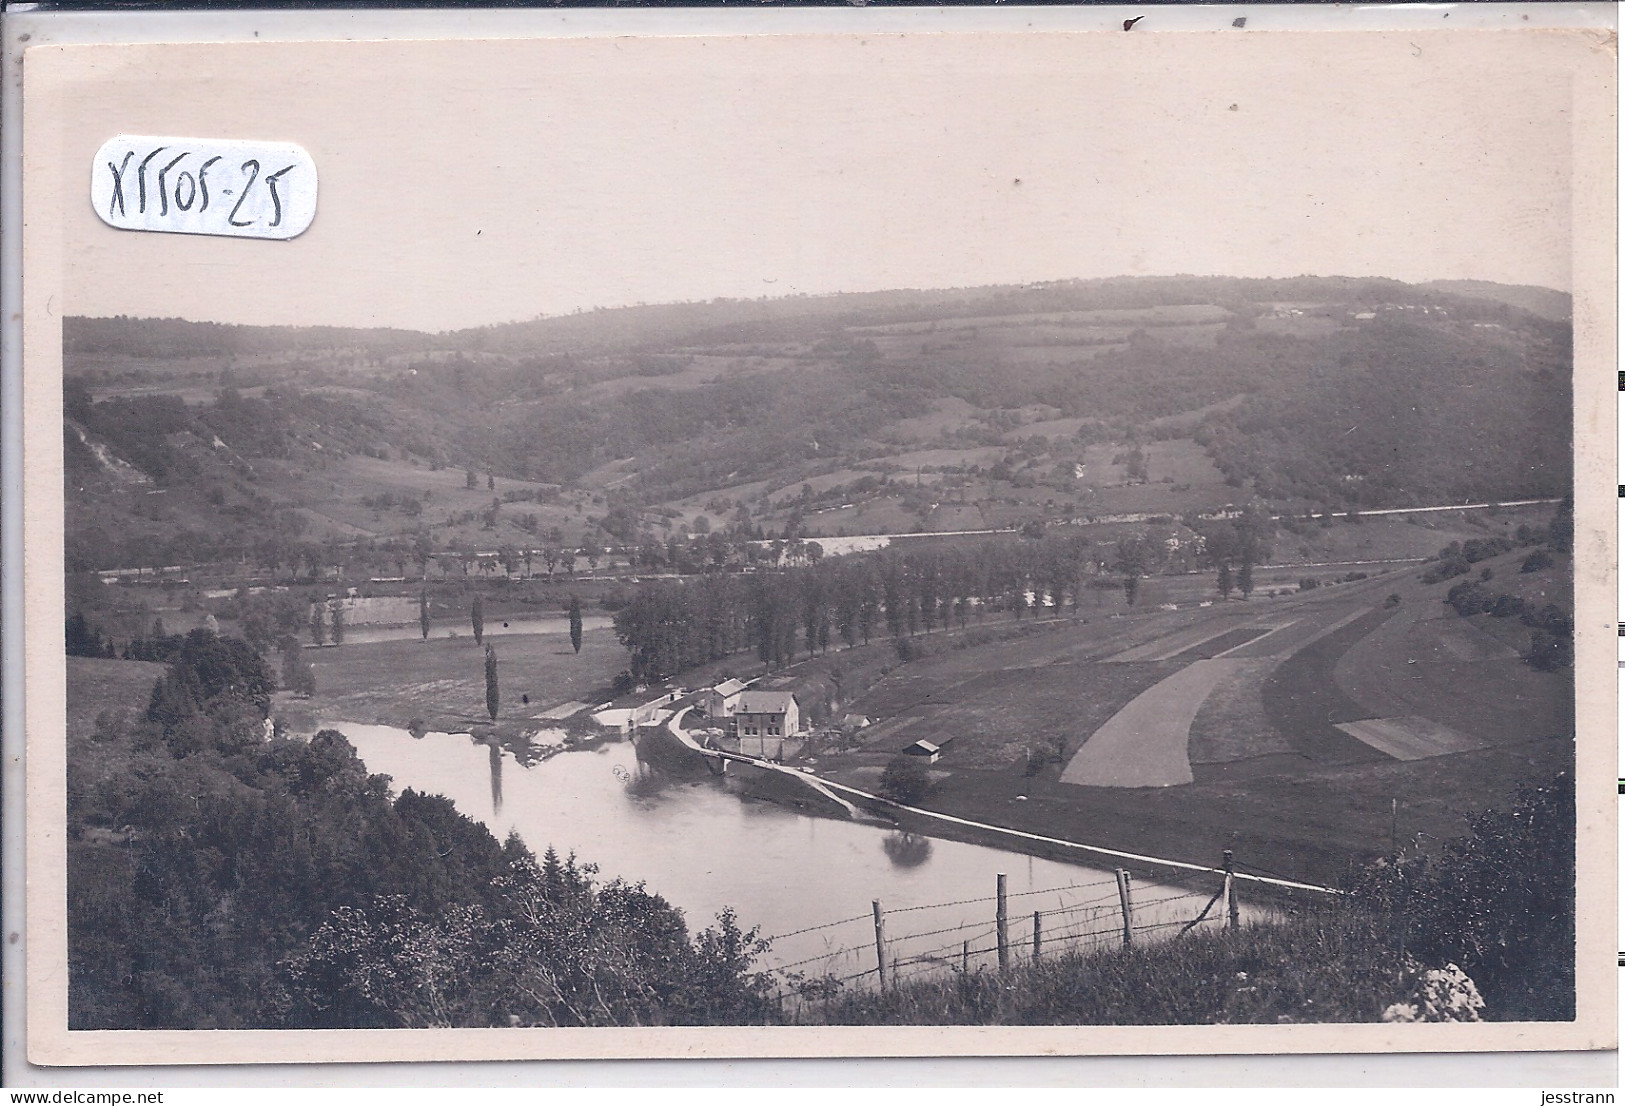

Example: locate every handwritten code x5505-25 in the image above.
[91,136,317,241]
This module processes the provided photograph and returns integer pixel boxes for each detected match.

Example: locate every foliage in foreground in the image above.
[283,853,775,1029]
[68,634,777,1029]
[798,915,1409,1026]
[1346,773,1575,1021]
[802,774,1574,1026]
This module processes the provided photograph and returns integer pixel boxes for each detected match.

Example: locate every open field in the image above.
[857,661,1178,772]
[1331,549,1573,745]
[858,729,1571,890]
[1089,481,1237,516]
[881,397,983,443]
[277,624,627,733]
[1141,438,1229,487]
[1187,658,1292,766]
[815,553,1572,886]
[65,656,167,742]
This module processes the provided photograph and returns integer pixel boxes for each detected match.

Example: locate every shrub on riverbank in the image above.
[880,755,933,804]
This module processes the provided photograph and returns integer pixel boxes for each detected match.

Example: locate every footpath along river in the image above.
[338,723,1257,990]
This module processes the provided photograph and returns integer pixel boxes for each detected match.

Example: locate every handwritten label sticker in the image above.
[91,136,317,240]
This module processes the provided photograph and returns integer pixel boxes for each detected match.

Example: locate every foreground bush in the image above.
[1347,773,1574,1020]
[799,914,1414,1026]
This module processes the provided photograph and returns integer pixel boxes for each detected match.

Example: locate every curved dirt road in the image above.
[1059,658,1254,787]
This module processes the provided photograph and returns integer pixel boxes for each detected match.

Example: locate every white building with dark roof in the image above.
[733,690,801,759]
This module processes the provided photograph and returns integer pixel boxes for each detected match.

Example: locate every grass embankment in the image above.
[799,914,1404,1025]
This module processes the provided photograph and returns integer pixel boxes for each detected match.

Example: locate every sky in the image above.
[35,28,1584,332]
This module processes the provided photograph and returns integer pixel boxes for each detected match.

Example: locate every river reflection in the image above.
[882,832,933,869]
[488,743,503,815]
[337,722,1250,983]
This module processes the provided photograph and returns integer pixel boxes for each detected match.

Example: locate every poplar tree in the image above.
[419,589,430,641]
[569,595,583,655]
[484,645,499,721]
[471,594,485,646]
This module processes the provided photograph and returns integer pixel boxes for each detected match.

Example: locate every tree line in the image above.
[609,521,1271,685]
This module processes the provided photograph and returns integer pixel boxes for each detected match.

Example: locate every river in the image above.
[338,723,1249,992]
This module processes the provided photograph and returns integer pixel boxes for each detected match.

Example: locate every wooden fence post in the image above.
[872,899,888,990]
[1224,849,1240,930]
[1116,868,1134,948]
[1032,911,1043,963]
[996,873,1009,971]
[962,940,970,973]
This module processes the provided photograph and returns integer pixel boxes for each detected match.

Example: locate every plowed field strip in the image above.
[1335,716,1484,761]
[1260,606,1396,764]
[1167,625,1274,662]
[1218,606,1369,659]
[1106,617,1259,663]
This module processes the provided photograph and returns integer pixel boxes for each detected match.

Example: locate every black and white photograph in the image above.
[13,11,1616,1067]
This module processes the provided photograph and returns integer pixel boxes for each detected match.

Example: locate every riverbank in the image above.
[802,734,1574,895]
[640,722,1325,903]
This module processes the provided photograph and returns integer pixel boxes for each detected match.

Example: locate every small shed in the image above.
[902,737,955,763]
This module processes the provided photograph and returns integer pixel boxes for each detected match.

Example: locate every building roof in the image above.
[713,678,749,698]
[735,690,797,714]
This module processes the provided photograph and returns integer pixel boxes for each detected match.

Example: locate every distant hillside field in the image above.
[63,275,1569,574]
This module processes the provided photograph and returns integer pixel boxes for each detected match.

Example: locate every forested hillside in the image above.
[64,275,1570,574]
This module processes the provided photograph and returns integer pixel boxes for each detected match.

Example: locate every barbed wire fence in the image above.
[757,850,1338,1011]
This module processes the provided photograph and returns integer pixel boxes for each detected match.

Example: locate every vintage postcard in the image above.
[11,10,1617,1069]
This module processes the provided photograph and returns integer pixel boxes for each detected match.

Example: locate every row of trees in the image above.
[610,513,1280,683]
[611,535,1120,683]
